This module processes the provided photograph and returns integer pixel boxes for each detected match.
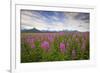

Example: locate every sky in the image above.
[21,10,90,32]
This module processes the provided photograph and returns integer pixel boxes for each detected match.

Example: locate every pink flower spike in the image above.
[41,41,50,51]
[60,42,66,53]
[31,43,35,49]
[59,32,65,35]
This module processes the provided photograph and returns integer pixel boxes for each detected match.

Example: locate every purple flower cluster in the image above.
[47,35,54,42]
[26,37,35,44]
[26,36,35,49]
[72,49,77,59]
[31,44,35,49]
[41,41,50,51]
[60,42,66,53]
[59,32,65,35]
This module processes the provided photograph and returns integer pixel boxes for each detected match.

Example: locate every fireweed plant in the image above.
[21,32,89,63]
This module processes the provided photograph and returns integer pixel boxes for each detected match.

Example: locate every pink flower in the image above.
[41,41,50,51]
[31,43,35,49]
[48,36,54,42]
[60,42,66,53]
[72,34,76,38]
[26,37,35,44]
[66,43,69,47]
[72,49,77,59]
[59,32,65,35]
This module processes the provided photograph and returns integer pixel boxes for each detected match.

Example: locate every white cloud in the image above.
[21,10,89,32]
[21,25,33,30]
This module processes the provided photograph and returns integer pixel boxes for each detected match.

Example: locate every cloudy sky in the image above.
[21,10,89,32]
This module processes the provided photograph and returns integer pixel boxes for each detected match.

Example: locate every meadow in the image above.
[21,32,89,63]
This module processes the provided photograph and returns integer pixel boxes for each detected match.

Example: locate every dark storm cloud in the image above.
[74,13,90,23]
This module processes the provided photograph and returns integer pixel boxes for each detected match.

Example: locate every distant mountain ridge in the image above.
[21,28,41,33]
[21,28,88,33]
[21,28,66,33]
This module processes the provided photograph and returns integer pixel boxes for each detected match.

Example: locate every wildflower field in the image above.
[21,32,89,63]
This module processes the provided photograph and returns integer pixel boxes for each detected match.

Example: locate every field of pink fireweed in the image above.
[21,32,89,63]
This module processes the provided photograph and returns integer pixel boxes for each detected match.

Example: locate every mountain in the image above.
[21,28,87,33]
[21,28,41,33]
